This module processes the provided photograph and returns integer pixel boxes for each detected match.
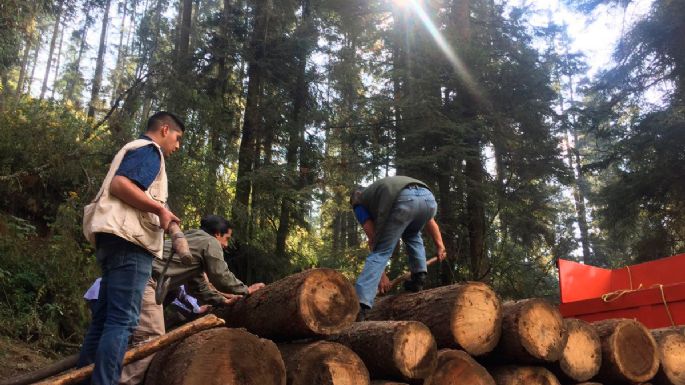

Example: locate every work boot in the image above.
[403,272,427,293]
[356,303,370,322]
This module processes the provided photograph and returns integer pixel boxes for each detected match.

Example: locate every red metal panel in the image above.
[558,282,685,329]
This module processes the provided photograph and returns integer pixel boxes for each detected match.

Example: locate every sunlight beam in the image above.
[405,0,489,106]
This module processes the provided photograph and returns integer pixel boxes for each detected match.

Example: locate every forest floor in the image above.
[0,335,62,379]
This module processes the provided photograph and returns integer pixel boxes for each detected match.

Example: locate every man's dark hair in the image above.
[349,185,364,207]
[200,215,232,236]
[146,111,185,132]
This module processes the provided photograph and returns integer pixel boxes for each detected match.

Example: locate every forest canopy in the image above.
[1,0,684,350]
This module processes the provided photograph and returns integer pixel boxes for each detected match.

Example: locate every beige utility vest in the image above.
[83,139,168,258]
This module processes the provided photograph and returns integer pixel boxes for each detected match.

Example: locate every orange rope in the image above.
[655,284,676,328]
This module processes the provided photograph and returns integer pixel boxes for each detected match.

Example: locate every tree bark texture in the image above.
[87,0,112,118]
[145,327,285,385]
[215,268,358,339]
[424,349,495,385]
[0,354,78,385]
[366,282,502,356]
[490,366,561,385]
[651,328,685,385]
[235,0,269,222]
[548,318,601,382]
[493,299,567,363]
[329,321,437,383]
[370,382,409,385]
[277,341,369,385]
[40,2,63,100]
[592,318,658,384]
[34,314,225,385]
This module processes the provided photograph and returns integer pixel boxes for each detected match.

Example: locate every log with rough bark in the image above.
[329,320,437,383]
[145,327,285,385]
[365,282,502,356]
[593,318,658,384]
[277,341,370,385]
[548,318,601,382]
[651,328,685,385]
[216,268,358,340]
[0,354,78,385]
[490,366,561,385]
[425,349,495,385]
[34,314,225,385]
[493,299,567,363]
[370,382,409,385]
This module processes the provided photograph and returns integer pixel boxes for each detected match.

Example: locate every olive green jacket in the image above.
[359,176,428,237]
[153,229,249,306]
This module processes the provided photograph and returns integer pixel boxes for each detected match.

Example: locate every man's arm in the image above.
[109,175,179,231]
[424,218,447,261]
[362,220,375,251]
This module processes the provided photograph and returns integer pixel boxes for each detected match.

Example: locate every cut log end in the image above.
[145,328,285,385]
[594,319,658,384]
[558,319,601,382]
[300,269,359,335]
[613,321,658,382]
[393,321,437,379]
[278,341,369,385]
[452,282,503,356]
[653,328,685,385]
[425,349,495,385]
[330,320,437,381]
[518,300,566,361]
[490,366,561,385]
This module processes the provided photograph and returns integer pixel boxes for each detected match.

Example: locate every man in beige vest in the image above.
[79,111,185,385]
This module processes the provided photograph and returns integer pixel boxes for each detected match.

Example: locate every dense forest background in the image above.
[1,0,684,352]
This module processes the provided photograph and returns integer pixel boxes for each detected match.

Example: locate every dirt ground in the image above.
[0,336,64,380]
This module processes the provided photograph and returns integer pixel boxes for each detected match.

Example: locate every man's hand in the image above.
[248,283,266,294]
[436,245,447,261]
[222,294,243,305]
[195,304,212,314]
[157,206,180,232]
[378,271,391,294]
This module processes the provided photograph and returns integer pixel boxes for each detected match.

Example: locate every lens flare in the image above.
[404,0,487,105]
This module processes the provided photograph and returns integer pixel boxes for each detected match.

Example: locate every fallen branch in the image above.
[31,314,225,385]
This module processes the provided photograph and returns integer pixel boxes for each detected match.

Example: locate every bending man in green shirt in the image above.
[120,215,264,385]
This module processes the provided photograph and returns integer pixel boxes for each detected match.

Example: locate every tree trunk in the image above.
[16,35,33,97]
[28,33,42,95]
[277,341,370,385]
[365,282,502,356]
[40,2,63,100]
[0,354,78,385]
[465,146,487,280]
[177,0,192,70]
[651,328,685,385]
[215,268,358,340]
[50,23,65,99]
[87,0,112,118]
[329,321,437,382]
[65,11,90,104]
[276,0,313,260]
[490,366,561,385]
[371,382,408,385]
[424,349,495,385]
[592,319,659,384]
[493,299,567,363]
[145,328,285,385]
[234,0,269,231]
[111,0,129,100]
[548,318,601,383]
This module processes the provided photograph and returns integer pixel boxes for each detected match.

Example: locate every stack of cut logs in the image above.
[147,268,683,385]
[24,268,685,385]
